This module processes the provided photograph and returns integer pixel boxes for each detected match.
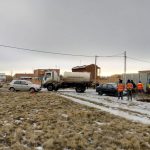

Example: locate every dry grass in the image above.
[136,93,150,102]
[0,91,150,150]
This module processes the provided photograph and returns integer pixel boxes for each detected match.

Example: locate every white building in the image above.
[125,70,150,90]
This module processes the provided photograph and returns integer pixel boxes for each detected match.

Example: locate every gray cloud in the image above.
[0,0,150,75]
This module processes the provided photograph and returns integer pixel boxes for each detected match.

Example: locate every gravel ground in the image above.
[0,91,150,150]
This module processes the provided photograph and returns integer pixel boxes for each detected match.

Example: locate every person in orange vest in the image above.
[137,81,144,93]
[126,79,133,100]
[117,79,125,100]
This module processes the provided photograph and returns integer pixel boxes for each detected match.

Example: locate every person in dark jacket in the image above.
[131,80,136,89]
[146,79,150,94]
[131,80,136,96]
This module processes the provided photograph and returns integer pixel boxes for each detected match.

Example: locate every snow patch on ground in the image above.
[58,89,150,124]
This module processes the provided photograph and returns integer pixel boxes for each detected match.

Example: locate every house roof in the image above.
[14,73,34,77]
[72,65,87,70]
[72,64,100,70]
[139,70,150,73]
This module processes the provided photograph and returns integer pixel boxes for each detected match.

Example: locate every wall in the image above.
[139,72,150,90]
[100,75,122,84]
[125,73,139,84]
[72,64,100,82]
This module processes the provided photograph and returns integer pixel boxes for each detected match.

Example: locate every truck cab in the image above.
[42,71,60,91]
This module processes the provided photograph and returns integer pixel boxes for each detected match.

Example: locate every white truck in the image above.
[42,70,91,93]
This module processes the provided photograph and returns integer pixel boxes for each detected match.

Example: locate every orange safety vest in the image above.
[126,83,133,90]
[117,83,124,92]
[137,83,143,90]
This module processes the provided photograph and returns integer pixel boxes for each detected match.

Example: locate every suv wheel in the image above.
[10,87,15,92]
[98,91,103,95]
[29,88,35,93]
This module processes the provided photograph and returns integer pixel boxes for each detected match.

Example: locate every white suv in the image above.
[9,80,41,92]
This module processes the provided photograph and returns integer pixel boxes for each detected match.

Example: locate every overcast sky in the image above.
[0,0,150,76]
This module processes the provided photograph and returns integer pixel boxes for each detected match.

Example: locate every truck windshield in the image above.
[46,73,51,77]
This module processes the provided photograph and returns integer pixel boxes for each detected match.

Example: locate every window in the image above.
[46,73,51,77]
[26,81,32,84]
[107,84,113,88]
[21,81,27,85]
[102,84,107,88]
[45,73,52,80]
[14,81,21,84]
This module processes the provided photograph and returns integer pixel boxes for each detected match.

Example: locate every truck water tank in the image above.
[63,72,91,83]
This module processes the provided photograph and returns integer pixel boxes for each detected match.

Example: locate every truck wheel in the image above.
[54,87,58,91]
[47,84,53,91]
[76,87,82,93]
[76,87,86,93]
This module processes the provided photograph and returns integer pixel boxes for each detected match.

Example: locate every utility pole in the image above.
[95,55,97,88]
[10,70,13,77]
[124,51,127,84]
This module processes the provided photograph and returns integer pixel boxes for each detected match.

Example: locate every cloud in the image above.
[0,0,150,75]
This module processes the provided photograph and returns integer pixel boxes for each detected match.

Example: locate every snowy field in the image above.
[57,89,150,125]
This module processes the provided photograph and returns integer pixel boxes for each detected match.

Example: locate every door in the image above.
[102,84,108,94]
[13,81,22,90]
[20,81,30,91]
[107,84,114,95]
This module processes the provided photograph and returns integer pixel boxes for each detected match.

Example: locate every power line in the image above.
[97,52,124,57]
[0,44,123,58]
[127,56,150,64]
[2,43,150,76]
[1,44,149,63]
[0,44,93,57]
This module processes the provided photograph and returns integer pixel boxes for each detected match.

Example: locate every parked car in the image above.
[9,80,41,92]
[96,83,118,96]
[96,83,127,96]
